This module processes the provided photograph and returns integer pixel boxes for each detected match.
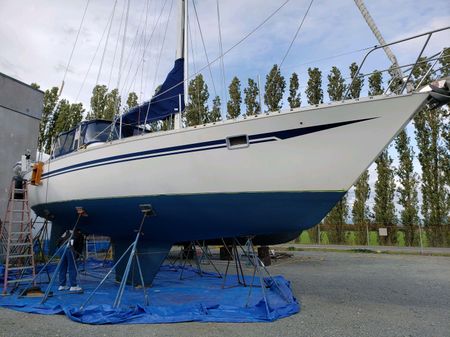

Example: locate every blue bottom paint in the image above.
[34,191,344,243]
[33,191,343,285]
[0,260,300,324]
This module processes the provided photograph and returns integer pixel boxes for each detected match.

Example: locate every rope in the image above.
[279,0,314,68]
[192,0,217,97]
[60,0,91,95]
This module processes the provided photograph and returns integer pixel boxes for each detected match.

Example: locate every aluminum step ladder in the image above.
[1,179,36,294]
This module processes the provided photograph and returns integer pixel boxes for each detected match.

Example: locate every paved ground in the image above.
[276,243,450,255]
[1,251,449,337]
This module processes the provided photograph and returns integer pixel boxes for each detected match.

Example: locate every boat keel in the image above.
[113,240,172,286]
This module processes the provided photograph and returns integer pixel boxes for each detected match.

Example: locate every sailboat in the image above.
[26,0,449,285]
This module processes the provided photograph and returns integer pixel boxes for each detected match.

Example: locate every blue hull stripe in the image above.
[42,117,376,179]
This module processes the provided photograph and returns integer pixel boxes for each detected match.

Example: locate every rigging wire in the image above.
[192,0,217,98]
[75,11,115,102]
[188,10,197,76]
[123,0,170,101]
[151,0,292,104]
[108,0,127,88]
[116,0,131,92]
[187,6,202,118]
[117,0,131,137]
[60,0,91,95]
[216,0,227,114]
[279,0,315,68]
[140,0,152,104]
[95,0,118,87]
[153,0,175,92]
[120,0,149,94]
[142,0,172,125]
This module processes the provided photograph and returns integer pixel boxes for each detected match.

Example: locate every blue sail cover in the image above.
[122,58,184,125]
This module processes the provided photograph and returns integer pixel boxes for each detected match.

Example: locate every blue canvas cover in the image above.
[0,260,300,324]
[122,58,185,125]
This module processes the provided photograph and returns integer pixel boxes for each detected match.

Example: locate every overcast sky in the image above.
[1,0,449,215]
[1,0,448,107]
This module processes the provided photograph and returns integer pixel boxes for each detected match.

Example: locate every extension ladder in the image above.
[1,179,36,294]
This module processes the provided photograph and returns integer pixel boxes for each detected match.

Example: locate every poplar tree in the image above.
[45,107,60,154]
[209,96,222,123]
[39,86,59,152]
[439,48,450,239]
[348,62,363,99]
[264,64,285,111]
[185,74,209,126]
[287,72,301,109]
[368,70,383,96]
[88,85,108,120]
[369,71,397,244]
[227,76,242,119]
[306,67,323,105]
[323,196,349,244]
[352,170,371,244]
[324,65,348,243]
[104,88,121,121]
[53,100,84,134]
[374,150,397,245]
[126,92,138,109]
[348,61,370,243]
[327,66,346,101]
[413,56,448,246]
[244,78,260,116]
[395,130,419,246]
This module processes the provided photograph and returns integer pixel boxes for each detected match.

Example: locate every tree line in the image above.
[34,47,449,247]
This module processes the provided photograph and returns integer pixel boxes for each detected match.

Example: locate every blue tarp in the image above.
[122,58,184,125]
[0,260,300,324]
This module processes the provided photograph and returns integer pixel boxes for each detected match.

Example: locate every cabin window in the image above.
[226,135,249,149]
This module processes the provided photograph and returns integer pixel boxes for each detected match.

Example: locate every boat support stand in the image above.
[79,204,155,310]
[37,207,87,304]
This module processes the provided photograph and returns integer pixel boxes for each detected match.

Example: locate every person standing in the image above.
[56,229,84,292]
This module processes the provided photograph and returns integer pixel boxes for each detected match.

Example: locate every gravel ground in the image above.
[1,251,449,337]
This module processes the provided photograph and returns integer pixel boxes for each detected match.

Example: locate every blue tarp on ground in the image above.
[0,260,300,324]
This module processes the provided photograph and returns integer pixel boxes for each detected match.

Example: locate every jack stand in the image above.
[18,238,68,298]
[194,241,222,278]
[80,204,154,310]
[244,237,271,319]
[39,207,87,304]
[179,241,203,280]
[233,238,291,307]
[221,238,246,289]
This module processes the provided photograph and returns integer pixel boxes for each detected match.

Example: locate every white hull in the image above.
[28,92,427,208]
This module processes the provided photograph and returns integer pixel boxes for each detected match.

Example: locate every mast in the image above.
[353,0,407,91]
[175,0,187,129]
